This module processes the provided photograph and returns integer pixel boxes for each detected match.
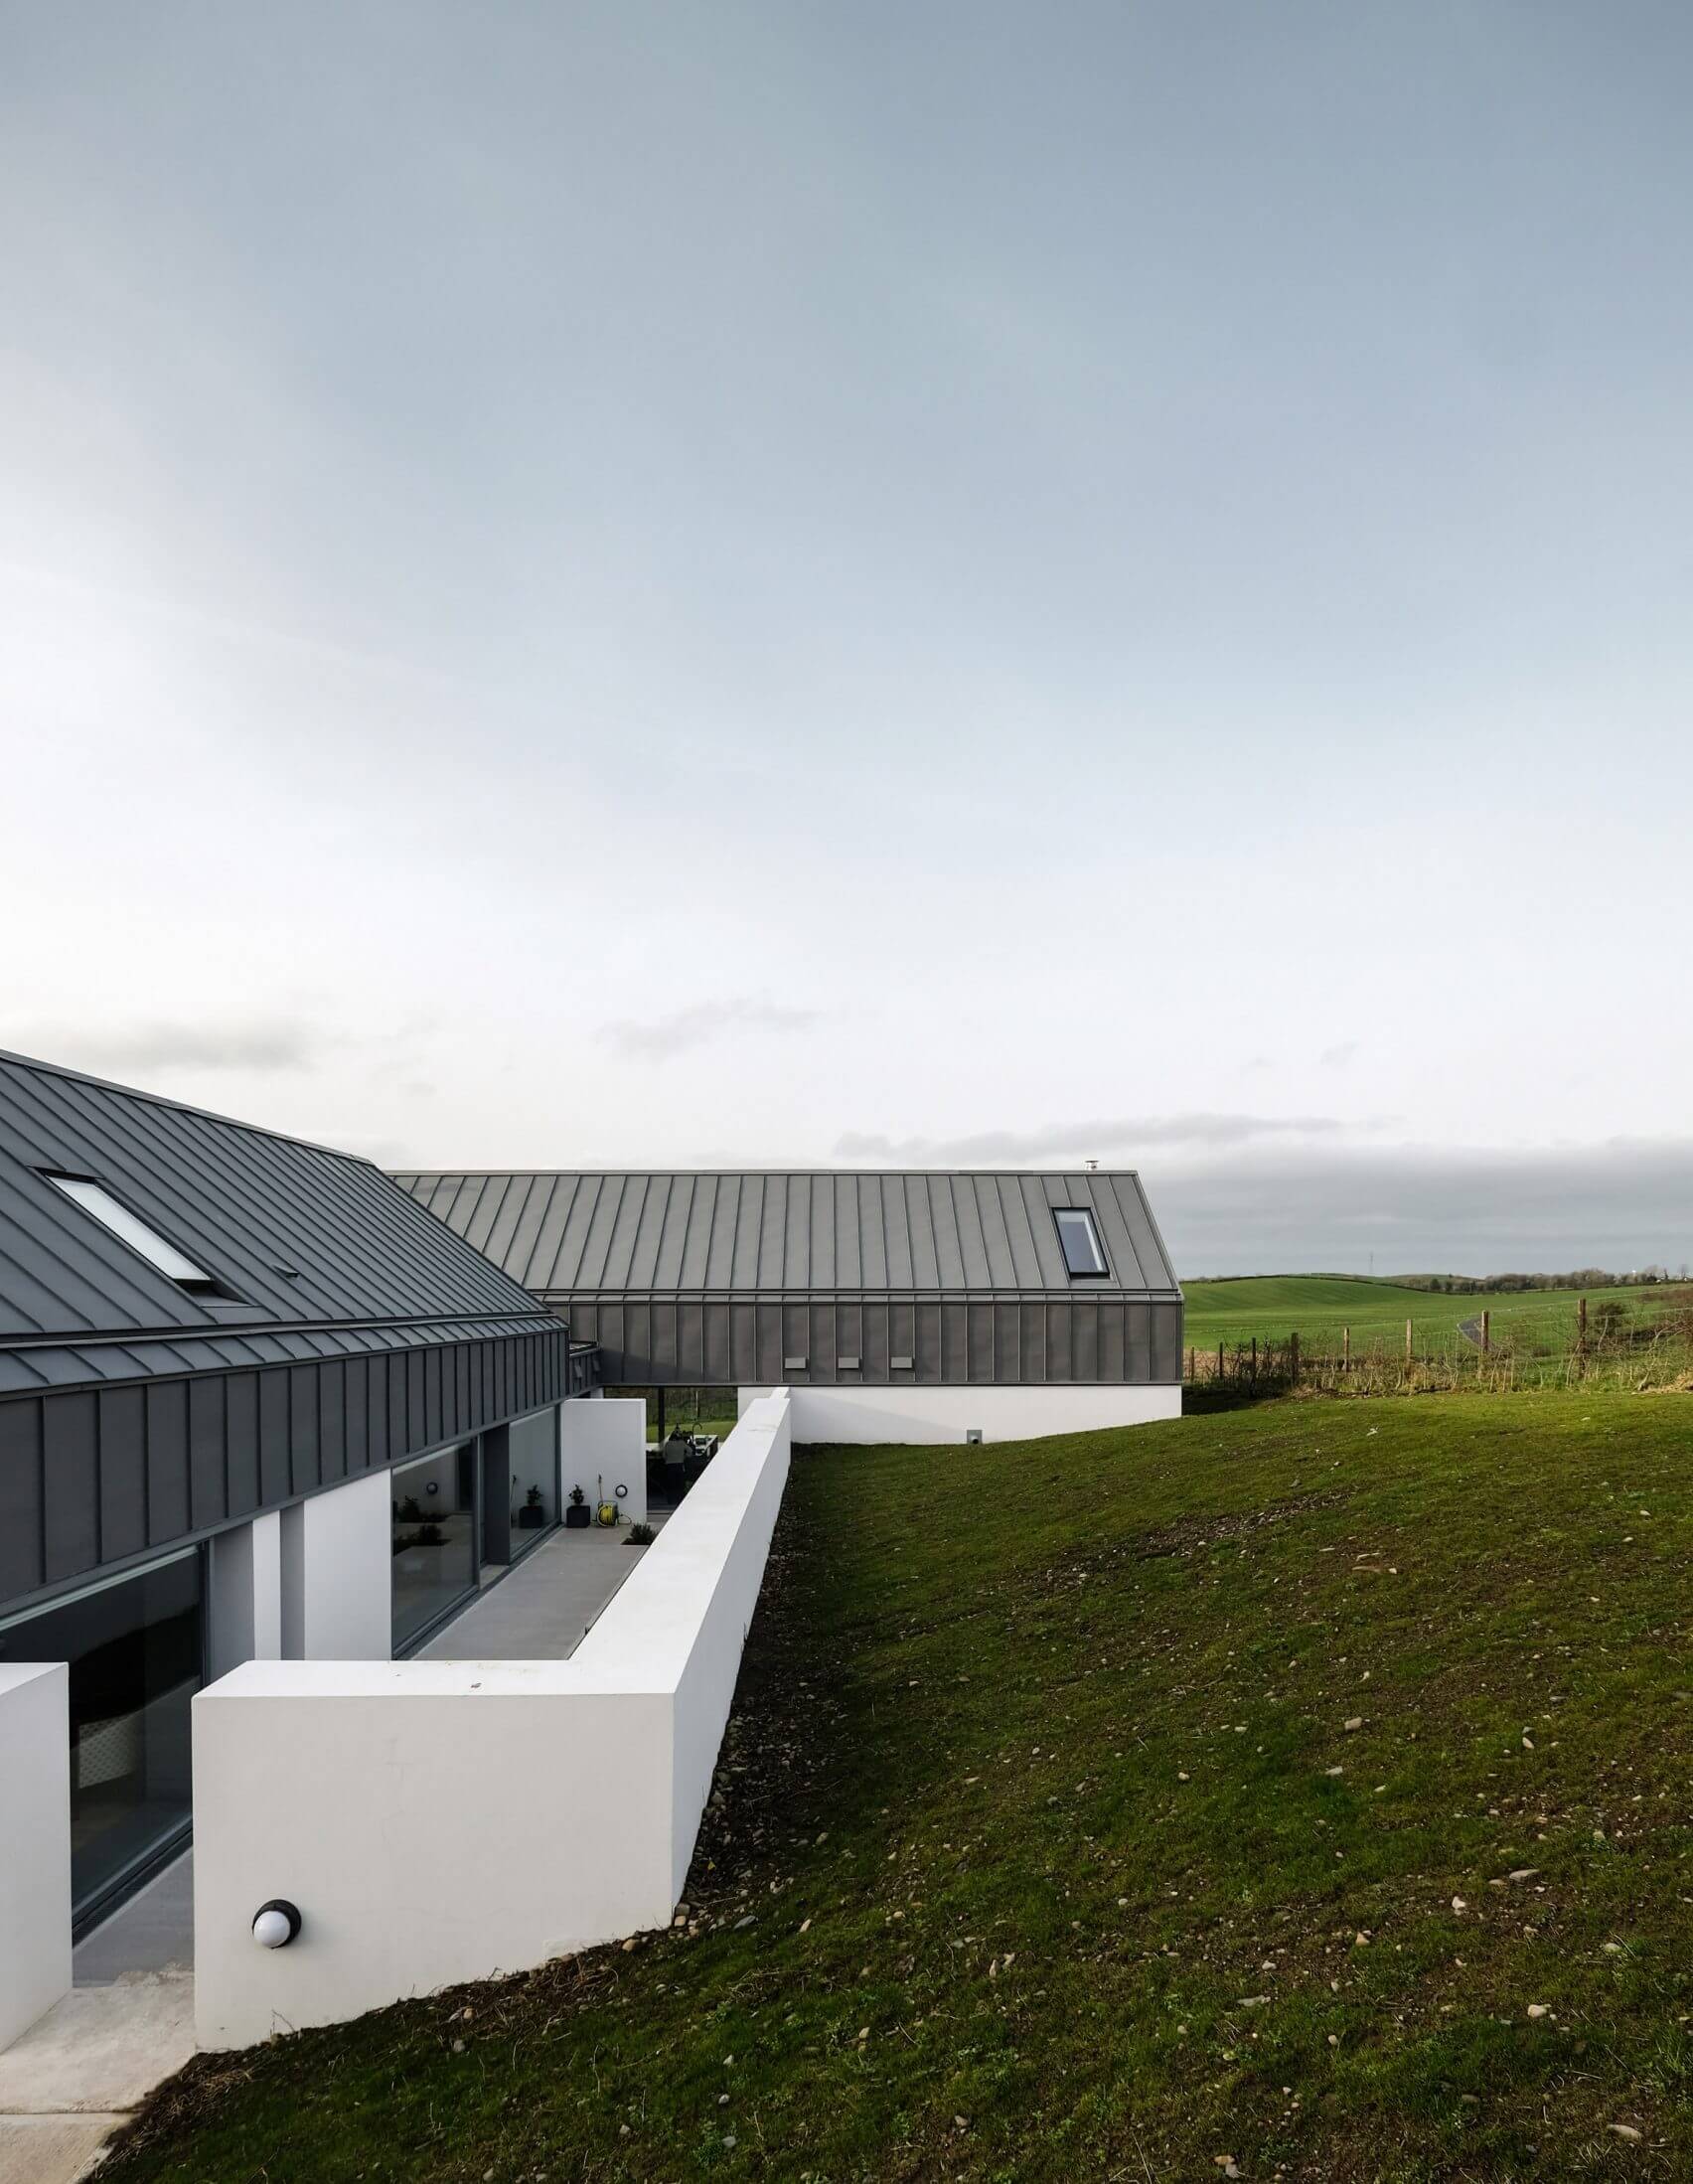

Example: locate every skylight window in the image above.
[1053,1206,1109,1279]
[45,1174,218,1291]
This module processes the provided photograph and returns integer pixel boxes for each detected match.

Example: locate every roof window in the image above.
[45,1173,223,1294]
[1053,1206,1109,1279]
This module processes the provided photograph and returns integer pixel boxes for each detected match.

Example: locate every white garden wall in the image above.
[560,1395,647,1524]
[740,1382,1180,1444]
[192,1392,790,2049]
[0,1663,71,2052]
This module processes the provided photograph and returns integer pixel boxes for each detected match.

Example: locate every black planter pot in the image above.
[564,1504,590,1529]
[517,1504,546,1531]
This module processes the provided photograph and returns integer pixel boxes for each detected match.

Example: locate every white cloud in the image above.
[602,999,821,1062]
[835,1115,1347,1164]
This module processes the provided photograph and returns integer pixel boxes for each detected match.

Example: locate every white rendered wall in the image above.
[192,1392,789,2050]
[208,1510,282,1678]
[561,1395,647,1525]
[663,1395,791,1895]
[279,1471,392,1661]
[0,1663,72,2052]
[745,1382,1181,1445]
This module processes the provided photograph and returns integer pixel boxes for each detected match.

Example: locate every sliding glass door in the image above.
[506,1408,559,1554]
[390,1441,479,1650]
[0,1552,202,1930]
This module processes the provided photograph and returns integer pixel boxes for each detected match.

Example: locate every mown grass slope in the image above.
[113,1394,1693,2182]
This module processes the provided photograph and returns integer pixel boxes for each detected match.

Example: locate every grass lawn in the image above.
[1183,1275,1675,1361]
[113,1393,1693,2182]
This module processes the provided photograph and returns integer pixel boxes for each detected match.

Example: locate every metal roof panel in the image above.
[390,1170,1180,1298]
[0,1054,556,1362]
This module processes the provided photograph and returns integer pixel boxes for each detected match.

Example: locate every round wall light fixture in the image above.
[252,1899,302,1949]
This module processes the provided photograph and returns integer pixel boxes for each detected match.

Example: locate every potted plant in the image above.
[564,1484,590,1530]
[517,1484,546,1531]
[625,1521,656,1549]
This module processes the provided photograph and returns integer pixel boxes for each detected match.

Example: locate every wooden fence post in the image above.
[1217,1340,1225,1384]
[1187,1345,1195,1383]
[1291,1330,1300,1383]
[1405,1317,1413,1366]
[1577,1296,1588,1360]
[1342,1326,1350,1373]
[1481,1309,1490,1357]
[1250,1335,1258,1384]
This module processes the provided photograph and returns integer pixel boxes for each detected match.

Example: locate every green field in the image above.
[1182,1274,1678,1362]
[114,1394,1693,2182]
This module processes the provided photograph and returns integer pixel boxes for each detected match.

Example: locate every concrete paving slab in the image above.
[419,1516,666,1661]
[0,1969,194,2114]
[73,1853,193,1985]
[0,2112,124,2184]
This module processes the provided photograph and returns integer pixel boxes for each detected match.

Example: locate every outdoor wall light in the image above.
[251,1900,302,1949]
[615,1482,628,1499]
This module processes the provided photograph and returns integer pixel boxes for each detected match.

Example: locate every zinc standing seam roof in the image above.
[389,1171,1181,1299]
[0,1051,556,1364]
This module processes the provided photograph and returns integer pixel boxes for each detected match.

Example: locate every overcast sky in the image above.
[4,3,1692,1276]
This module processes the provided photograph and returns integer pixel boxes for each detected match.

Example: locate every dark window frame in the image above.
[1052,1206,1110,1281]
[41,1170,242,1303]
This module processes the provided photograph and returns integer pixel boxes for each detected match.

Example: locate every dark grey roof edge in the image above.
[389,1166,1148,1179]
[0,1311,565,1397]
[0,1047,380,1168]
[0,1306,562,1352]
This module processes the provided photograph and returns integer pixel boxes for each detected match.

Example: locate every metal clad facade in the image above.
[0,1328,564,1609]
[400,1171,1184,1393]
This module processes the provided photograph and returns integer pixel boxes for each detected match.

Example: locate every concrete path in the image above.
[0,1854,196,2183]
[420,1516,664,1661]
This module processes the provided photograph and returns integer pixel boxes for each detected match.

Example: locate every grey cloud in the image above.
[603,999,821,1062]
[1156,1139,1693,1279]
[834,1115,1347,1164]
[8,1016,331,1076]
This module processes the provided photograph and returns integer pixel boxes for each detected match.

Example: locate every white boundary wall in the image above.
[561,1395,647,1525]
[0,1663,71,2052]
[740,1382,1181,1444]
[192,1391,791,2049]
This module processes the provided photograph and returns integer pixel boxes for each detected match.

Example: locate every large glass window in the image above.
[0,1553,202,1927]
[506,1408,558,1553]
[391,1442,478,1650]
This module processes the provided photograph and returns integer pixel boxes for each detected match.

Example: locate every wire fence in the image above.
[1183,1293,1693,1397]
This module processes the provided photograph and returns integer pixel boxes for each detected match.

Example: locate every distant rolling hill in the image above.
[1179,1273,1672,1359]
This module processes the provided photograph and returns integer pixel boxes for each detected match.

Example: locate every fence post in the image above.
[1251,1335,1258,1384]
[1291,1330,1300,1383]
[1217,1340,1224,1384]
[1577,1296,1588,1360]
[1405,1317,1413,1367]
[1481,1309,1490,1357]
[1342,1326,1350,1373]
[1187,1345,1195,1384]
